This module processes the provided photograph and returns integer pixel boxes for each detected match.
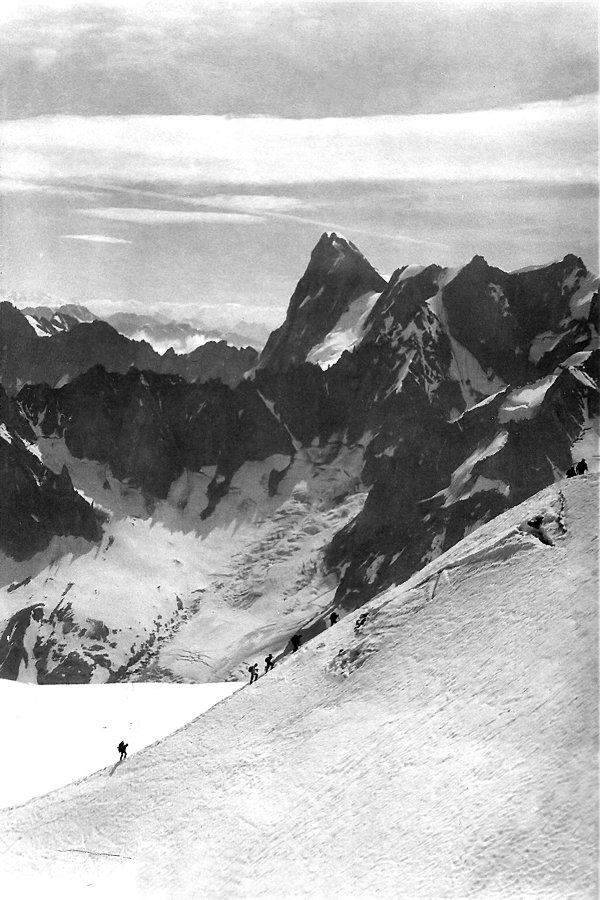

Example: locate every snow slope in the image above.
[0,681,240,808]
[0,475,596,898]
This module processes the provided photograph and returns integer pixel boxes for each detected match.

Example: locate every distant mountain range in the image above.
[0,232,597,684]
[0,301,258,395]
[3,292,271,351]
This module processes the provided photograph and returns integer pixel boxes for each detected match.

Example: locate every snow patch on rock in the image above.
[569,272,599,319]
[499,373,560,423]
[24,314,51,337]
[306,290,381,369]
[434,430,510,507]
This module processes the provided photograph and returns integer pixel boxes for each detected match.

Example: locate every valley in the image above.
[1,233,597,685]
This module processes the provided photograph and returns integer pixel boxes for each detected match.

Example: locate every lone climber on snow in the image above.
[118,741,128,761]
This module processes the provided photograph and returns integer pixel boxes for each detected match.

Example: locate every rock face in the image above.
[18,366,294,504]
[258,232,387,371]
[15,242,597,596]
[1,234,598,683]
[0,384,102,560]
[0,303,257,393]
[0,600,111,684]
[161,342,258,387]
[326,355,598,607]
[254,245,598,607]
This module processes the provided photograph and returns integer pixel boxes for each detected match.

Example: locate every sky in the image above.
[0,0,597,330]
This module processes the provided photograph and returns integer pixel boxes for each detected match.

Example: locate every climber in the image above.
[290,633,302,652]
[566,465,576,478]
[329,611,339,627]
[354,612,368,634]
[575,458,588,476]
[264,654,274,673]
[118,741,128,761]
[248,663,259,683]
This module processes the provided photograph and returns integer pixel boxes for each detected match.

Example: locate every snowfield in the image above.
[0,475,596,898]
[0,433,369,683]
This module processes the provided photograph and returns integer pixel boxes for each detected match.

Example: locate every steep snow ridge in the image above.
[305,290,380,369]
[396,264,428,282]
[499,373,560,423]
[0,476,595,898]
[391,347,417,394]
[510,259,561,273]
[572,415,600,471]
[432,430,510,507]
[454,388,507,420]
[529,329,567,364]
[568,271,599,319]
[437,264,464,289]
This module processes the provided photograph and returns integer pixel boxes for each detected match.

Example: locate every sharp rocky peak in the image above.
[258,233,386,371]
[311,231,366,263]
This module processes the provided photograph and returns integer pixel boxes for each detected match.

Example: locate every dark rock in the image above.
[0,604,44,680]
[259,232,387,371]
[18,365,294,504]
[0,304,257,395]
[0,384,103,560]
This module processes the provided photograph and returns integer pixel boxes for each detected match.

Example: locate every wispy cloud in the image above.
[62,233,132,244]
[0,177,102,200]
[76,208,265,225]
[84,187,446,248]
[2,95,595,188]
[194,195,307,214]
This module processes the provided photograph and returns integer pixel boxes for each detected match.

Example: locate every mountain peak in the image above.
[465,254,490,271]
[309,231,370,268]
[259,234,386,371]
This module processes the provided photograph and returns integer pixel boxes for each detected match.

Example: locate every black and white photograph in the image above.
[0,0,597,896]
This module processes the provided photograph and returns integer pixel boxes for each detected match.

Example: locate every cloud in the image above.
[61,233,132,244]
[0,2,596,119]
[76,208,265,225]
[2,96,595,190]
[0,177,102,200]
[193,194,307,214]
